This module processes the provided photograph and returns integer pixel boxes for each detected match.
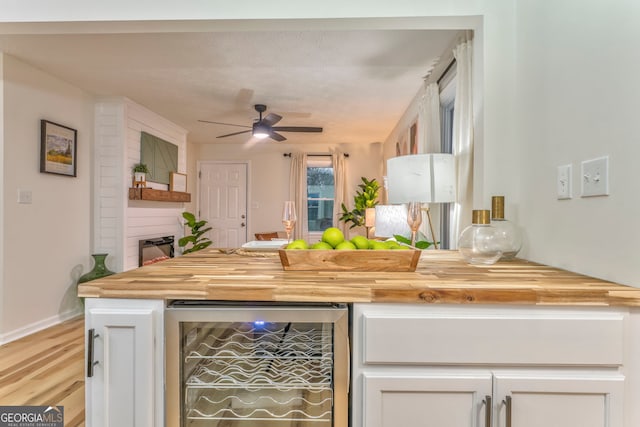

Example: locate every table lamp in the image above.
[386,153,456,249]
[364,208,376,238]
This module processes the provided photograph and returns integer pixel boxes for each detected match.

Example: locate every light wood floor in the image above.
[0,316,85,426]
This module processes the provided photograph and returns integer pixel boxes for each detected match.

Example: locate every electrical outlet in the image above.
[581,156,609,197]
[557,164,572,200]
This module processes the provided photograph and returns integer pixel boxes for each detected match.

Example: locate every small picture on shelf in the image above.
[170,172,187,192]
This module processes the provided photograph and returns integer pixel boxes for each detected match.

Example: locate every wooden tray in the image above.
[278,249,421,272]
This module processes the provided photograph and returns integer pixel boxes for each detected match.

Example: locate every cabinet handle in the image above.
[87,328,100,378]
[503,395,512,427]
[483,395,492,427]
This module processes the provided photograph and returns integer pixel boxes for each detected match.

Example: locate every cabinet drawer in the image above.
[360,305,625,366]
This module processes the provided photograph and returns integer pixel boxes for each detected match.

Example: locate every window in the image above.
[306,157,335,232]
[439,62,456,249]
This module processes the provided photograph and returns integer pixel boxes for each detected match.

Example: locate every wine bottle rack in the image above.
[183,323,334,423]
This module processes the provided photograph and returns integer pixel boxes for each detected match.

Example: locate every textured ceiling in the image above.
[0,29,458,145]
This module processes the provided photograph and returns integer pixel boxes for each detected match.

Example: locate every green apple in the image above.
[321,227,345,248]
[286,239,309,250]
[391,245,411,250]
[335,241,357,250]
[370,241,390,250]
[311,241,333,250]
[367,239,379,249]
[350,235,370,250]
[385,240,402,249]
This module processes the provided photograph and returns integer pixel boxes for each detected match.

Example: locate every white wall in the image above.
[512,0,640,286]
[1,53,93,342]
[190,141,383,240]
[0,54,5,337]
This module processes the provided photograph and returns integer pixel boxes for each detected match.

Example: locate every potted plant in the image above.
[132,163,150,185]
[178,211,213,254]
[339,177,380,229]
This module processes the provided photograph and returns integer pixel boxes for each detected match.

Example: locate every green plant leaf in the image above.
[393,235,412,245]
[415,241,433,249]
[179,211,213,253]
[338,176,379,230]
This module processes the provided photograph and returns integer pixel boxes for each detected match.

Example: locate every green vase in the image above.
[78,253,115,283]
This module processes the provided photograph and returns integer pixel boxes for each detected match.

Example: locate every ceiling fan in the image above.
[198,104,323,142]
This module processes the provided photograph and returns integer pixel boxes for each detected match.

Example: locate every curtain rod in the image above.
[436,58,457,85]
[283,152,349,158]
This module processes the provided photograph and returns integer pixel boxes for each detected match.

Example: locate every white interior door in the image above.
[199,162,248,248]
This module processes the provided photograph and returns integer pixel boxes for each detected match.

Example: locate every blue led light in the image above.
[254,320,265,327]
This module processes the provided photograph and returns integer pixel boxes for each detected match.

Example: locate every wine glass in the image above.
[406,202,423,246]
[282,201,297,243]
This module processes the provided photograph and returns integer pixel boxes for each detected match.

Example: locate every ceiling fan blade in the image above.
[262,113,283,127]
[199,119,251,129]
[216,130,252,138]
[272,126,323,133]
[269,132,287,142]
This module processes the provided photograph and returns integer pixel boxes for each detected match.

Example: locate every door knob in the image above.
[241,214,246,219]
[240,222,246,227]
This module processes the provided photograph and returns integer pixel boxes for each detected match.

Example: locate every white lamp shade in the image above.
[374,205,412,238]
[387,153,456,204]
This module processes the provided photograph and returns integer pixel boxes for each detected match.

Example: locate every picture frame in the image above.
[40,120,77,177]
[170,172,187,192]
[409,122,418,154]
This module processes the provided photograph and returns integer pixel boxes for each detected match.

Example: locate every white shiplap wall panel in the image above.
[123,98,187,271]
[95,97,187,272]
[94,101,126,271]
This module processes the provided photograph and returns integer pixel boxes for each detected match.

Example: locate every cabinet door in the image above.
[493,373,624,427]
[85,299,164,427]
[362,373,493,427]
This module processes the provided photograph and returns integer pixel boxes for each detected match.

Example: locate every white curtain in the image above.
[451,39,474,249]
[419,82,442,154]
[289,153,308,240]
[331,150,348,235]
[417,82,442,242]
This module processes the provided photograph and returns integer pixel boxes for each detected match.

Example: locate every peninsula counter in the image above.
[78,249,640,427]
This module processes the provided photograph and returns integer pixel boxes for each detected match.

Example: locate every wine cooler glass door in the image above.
[166,304,349,427]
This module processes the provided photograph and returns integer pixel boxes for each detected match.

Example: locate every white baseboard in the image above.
[0,308,83,345]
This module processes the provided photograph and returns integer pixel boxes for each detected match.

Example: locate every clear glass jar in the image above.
[491,196,522,260]
[458,210,503,265]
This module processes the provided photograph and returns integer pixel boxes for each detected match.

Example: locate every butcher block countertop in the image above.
[77,249,640,306]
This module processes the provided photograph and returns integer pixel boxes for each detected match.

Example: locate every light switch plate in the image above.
[581,156,609,197]
[557,164,572,200]
[18,189,32,204]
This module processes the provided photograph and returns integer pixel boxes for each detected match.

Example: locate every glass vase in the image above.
[78,253,116,283]
[458,210,503,265]
[491,196,523,260]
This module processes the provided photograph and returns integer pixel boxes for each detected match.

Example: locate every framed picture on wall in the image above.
[170,172,187,192]
[40,120,77,177]
[409,122,418,154]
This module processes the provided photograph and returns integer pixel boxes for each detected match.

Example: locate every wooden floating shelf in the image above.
[129,188,191,202]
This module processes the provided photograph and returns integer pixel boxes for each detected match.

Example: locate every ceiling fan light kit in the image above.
[201,104,323,142]
[252,122,270,139]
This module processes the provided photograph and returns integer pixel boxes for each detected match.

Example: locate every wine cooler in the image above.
[166,301,349,427]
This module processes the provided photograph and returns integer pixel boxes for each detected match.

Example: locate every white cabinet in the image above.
[363,372,492,427]
[84,298,164,427]
[352,303,630,427]
[493,373,624,427]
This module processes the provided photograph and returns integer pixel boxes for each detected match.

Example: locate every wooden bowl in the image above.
[278,249,421,272]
